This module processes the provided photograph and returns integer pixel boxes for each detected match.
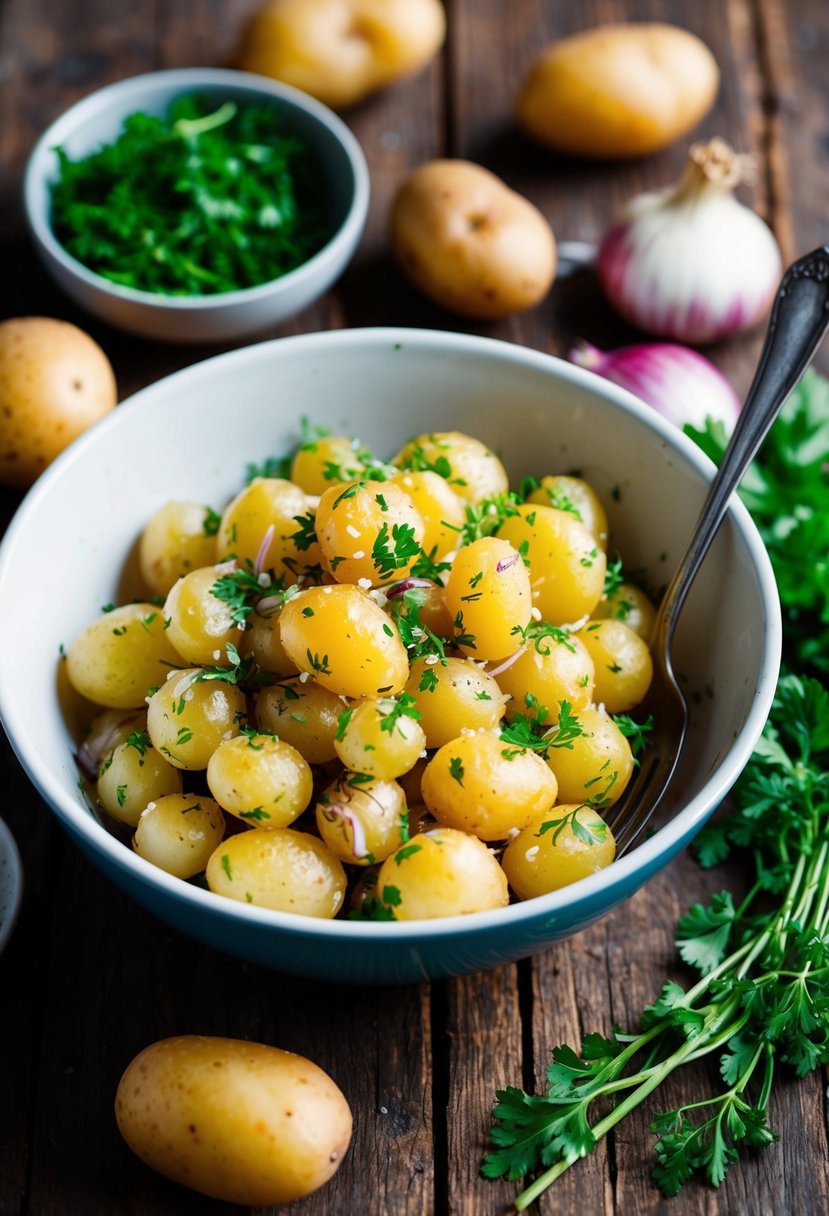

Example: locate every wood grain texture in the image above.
[1,1,828,1214]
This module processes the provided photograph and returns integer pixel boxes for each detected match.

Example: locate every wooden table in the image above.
[2,2,828,1213]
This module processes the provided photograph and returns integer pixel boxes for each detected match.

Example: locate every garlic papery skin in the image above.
[597,138,783,343]
[569,340,740,432]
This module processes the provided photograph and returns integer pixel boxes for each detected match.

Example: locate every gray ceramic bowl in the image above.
[0,329,781,983]
[23,69,369,343]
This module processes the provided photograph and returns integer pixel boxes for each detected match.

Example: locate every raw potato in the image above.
[236,0,446,109]
[516,24,720,160]
[390,160,557,319]
[115,1036,352,1205]
[0,316,116,488]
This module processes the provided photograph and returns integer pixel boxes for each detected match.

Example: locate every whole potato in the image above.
[116,1036,352,1205]
[516,24,719,160]
[236,0,446,109]
[391,160,557,319]
[0,317,116,488]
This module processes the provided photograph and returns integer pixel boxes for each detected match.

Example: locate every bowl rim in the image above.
[0,816,23,956]
[0,327,782,941]
[22,67,370,311]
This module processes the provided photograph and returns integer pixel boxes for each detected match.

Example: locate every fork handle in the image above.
[659,245,829,648]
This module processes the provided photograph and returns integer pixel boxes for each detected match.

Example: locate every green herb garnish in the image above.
[51,95,331,296]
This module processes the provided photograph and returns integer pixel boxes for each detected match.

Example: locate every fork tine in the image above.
[609,751,681,856]
[604,673,687,858]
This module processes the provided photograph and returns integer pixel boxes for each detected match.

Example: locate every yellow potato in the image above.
[517,24,719,160]
[115,1036,352,1205]
[0,317,116,488]
[236,0,446,109]
[502,804,616,899]
[390,160,557,319]
[279,584,409,698]
[66,603,182,709]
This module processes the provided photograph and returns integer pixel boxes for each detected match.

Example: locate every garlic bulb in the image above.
[597,138,782,343]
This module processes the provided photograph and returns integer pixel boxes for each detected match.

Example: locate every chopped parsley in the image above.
[537,804,608,846]
[394,843,423,864]
[306,649,332,676]
[335,707,354,741]
[290,511,318,552]
[202,507,222,537]
[511,620,576,655]
[378,692,422,734]
[603,555,625,599]
[50,95,332,296]
[371,522,421,579]
[124,730,151,757]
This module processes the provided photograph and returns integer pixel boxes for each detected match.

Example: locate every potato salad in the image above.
[66,426,655,921]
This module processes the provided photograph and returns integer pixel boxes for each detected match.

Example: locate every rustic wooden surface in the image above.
[1,2,828,1214]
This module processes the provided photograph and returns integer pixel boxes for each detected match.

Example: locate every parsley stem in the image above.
[514,996,744,1211]
[681,1007,751,1065]
[174,100,237,139]
[737,849,809,980]
[794,838,829,930]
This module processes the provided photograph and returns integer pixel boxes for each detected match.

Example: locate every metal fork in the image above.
[608,244,829,857]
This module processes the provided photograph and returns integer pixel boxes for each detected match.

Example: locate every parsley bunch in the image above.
[484,370,829,1205]
[51,95,330,296]
[687,370,829,679]
[485,673,829,1206]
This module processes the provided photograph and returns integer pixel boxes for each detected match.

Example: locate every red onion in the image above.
[485,647,526,679]
[77,710,138,775]
[254,524,276,575]
[385,577,436,599]
[322,805,369,860]
[496,553,519,573]
[569,340,740,432]
[596,139,782,344]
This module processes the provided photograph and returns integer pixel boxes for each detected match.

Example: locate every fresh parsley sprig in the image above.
[486,676,829,1206]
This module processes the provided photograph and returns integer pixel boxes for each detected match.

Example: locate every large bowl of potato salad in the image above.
[0,329,780,983]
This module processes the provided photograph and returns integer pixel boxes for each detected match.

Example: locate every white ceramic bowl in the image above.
[23,69,369,343]
[0,329,781,983]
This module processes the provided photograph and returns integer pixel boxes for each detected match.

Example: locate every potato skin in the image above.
[236,0,446,109]
[390,159,557,319]
[0,317,116,488]
[115,1036,352,1205]
[516,24,719,160]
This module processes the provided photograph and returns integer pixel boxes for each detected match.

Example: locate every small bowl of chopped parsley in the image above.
[24,69,370,342]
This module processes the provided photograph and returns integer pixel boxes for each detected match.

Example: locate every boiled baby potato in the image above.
[236,0,446,109]
[116,1036,352,1205]
[391,160,557,318]
[516,24,719,160]
[0,316,116,488]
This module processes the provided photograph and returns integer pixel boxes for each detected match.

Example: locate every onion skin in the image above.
[569,341,740,432]
[596,139,783,343]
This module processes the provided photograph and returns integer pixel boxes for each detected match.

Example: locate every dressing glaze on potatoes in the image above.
[517,24,719,160]
[115,1036,352,1205]
[391,159,557,318]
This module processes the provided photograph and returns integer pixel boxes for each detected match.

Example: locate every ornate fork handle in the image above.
[612,245,829,858]
[657,244,829,657]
